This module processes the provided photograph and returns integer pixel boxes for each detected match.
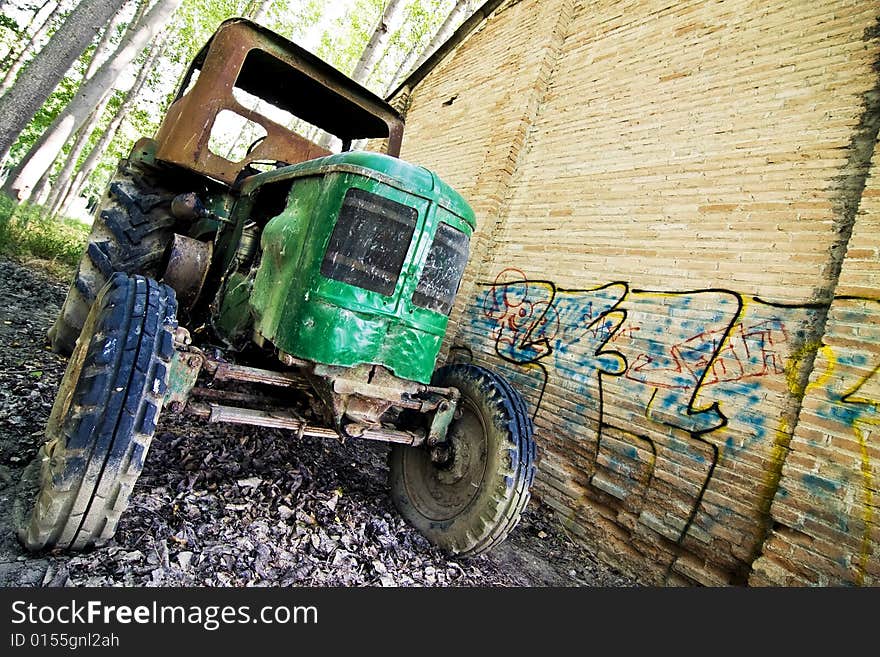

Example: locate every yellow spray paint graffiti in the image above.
[459,269,878,581]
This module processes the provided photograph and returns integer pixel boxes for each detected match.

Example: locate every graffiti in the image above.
[807,298,879,585]
[626,319,790,389]
[460,268,878,560]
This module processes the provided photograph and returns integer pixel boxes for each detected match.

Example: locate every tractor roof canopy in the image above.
[154,18,405,185]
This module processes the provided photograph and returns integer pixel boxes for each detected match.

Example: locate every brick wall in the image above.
[395,0,880,585]
[392,0,575,362]
[750,130,880,586]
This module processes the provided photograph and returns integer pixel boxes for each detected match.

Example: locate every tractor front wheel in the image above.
[16,273,177,551]
[389,363,536,556]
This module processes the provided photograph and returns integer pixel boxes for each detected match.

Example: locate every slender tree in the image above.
[83,0,140,78]
[244,0,272,23]
[53,34,167,218]
[316,0,406,150]
[0,1,63,94]
[0,0,127,161]
[387,0,471,92]
[33,92,111,205]
[5,0,183,201]
[350,0,406,84]
[348,0,471,151]
[33,0,147,206]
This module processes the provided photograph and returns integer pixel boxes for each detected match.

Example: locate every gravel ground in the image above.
[0,256,637,588]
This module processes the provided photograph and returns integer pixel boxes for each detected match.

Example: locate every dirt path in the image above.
[0,257,636,587]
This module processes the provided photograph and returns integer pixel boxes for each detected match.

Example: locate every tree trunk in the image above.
[84,0,142,79]
[244,0,272,24]
[411,0,472,76]
[4,0,182,201]
[36,91,112,209]
[49,98,111,217]
[0,0,127,161]
[386,0,472,94]
[30,167,53,205]
[349,0,473,152]
[30,154,57,205]
[33,0,148,207]
[0,1,63,94]
[54,34,166,218]
[30,1,141,206]
[317,0,406,151]
[350,0,406,85]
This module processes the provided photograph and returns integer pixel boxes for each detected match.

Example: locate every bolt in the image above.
[430,444,451,466]
[174,326,192,345]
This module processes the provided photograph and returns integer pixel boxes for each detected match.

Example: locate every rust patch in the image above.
[153,18,404,185]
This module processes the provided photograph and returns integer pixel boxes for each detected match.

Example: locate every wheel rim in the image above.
[400,397,489,522]
[45,316,95,442]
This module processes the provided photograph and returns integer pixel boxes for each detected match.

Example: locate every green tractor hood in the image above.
[244,151,475,384]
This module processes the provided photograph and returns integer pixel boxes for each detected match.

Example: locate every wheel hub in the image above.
[399,398,488,521]
[435,428,471,484]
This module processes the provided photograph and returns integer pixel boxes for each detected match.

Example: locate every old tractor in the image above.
[16,18,536,556]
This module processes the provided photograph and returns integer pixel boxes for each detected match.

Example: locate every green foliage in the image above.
[0,15,20,33]
[256,0,327,47]
[0,193,89,272]
[2,0,466,217]
[316,0,385,76]
[0,11,22,57]
[167,0,247,67]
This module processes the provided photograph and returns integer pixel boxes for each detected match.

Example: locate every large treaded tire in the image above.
[47,160,177,355]
[17,273,177,551]
[390,363,537,556]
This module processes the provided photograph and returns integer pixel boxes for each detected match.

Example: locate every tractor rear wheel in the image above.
[17,273,177,551]
[48,159,177,355]
[389,363,536,556]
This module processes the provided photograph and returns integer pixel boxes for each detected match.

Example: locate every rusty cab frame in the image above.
[153,17,405,186]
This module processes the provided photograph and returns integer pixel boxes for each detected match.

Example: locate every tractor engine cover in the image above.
[245,151,476,384]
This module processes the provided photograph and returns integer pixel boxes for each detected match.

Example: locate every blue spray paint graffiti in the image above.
[457,268,876,552]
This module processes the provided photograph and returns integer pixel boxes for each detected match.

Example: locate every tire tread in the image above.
[18,275,177,551]
[48,161,177,355]
[390,363,537,557]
